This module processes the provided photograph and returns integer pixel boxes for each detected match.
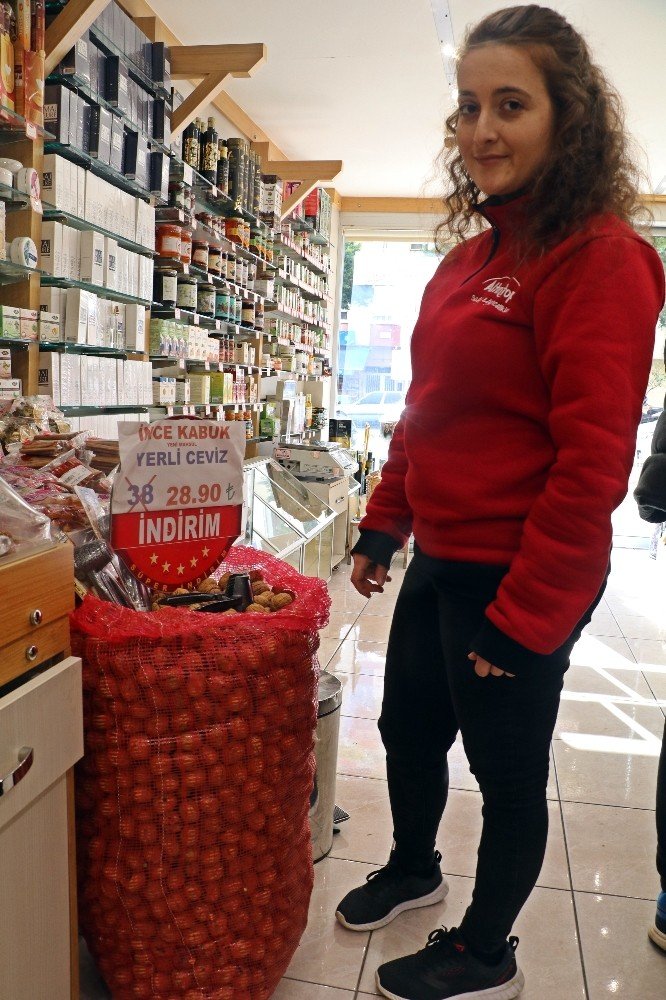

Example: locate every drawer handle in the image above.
[30,609,42,626]
[0,747,34,798]
[26,645,39,662]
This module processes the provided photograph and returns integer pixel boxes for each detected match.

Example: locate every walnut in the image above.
[199,578,221,594]
[251,580,272,596]
[217,572,231,592]
[248,569,264,582]
[173,587,190,595]
[254,592,273,608]
[246,602,269,613]
[270,592,294,610]
[221,608,239,615]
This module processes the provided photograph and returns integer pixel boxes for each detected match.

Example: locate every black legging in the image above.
[378,547,604,953]
[658,719,666,893]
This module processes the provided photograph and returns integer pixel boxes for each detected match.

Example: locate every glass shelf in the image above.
[88,25,171,101]
[38,341,127,359]
[273,236,329,276]
[0,259,44,286]
[60,405,148,417]
[44,140,161,205]
[42,206,155,257]
[0,106,55,144]
[0,337,30,349]
[40,276,152,307]
[0,181,30,211]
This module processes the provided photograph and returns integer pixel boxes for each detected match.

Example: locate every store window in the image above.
[336,239,440,464]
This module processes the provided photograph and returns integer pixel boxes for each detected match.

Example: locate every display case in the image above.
[242,458,336,578]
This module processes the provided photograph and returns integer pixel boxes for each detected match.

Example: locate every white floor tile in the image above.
[554,739,660,808]
[273,980,356,998]
[330,641,388,677]
[562,801,657,898]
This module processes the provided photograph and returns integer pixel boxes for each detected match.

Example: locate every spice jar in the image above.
[180,229,192,265]
[177,274,197,311]
[192,239,209,271]
[156,223,182,260]
[215,289,231,320]
[241,300,255,328]
[234,296,242,325]
[197,281,216,317]
[247,261,257,290]
[208,244,222,276]
[153,268,178,308]
[238,258,249,289]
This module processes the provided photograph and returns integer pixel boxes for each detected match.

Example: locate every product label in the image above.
[111,419,246,590]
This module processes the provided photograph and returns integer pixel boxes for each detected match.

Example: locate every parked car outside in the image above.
[336,390,406,428]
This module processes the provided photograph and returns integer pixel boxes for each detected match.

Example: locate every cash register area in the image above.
[80,544,666,1000]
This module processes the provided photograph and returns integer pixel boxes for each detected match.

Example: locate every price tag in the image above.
[274,447,291,461]
[110,419,246,591]
[25,121,37,140]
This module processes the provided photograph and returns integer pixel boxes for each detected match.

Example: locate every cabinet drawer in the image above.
[0,657,83,833]
[0,544,74,646]
[0,615,71,688]
[309,477,349,512]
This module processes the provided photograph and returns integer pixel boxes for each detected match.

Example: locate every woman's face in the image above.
[456,44,555,197]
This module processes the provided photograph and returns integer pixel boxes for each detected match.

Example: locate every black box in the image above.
[43,84,70,144]
[151,42,171,89]
[123,129,149,189]
[61,32,91,86]
[110,116,124,172]
[150,151,170,201]
[89,104,112,164]
[88,42,98,97]
[328,418,352,442]
[81,100,92,154]
[150,98,171,146]
[105,55,130,116]
[112,2,125,50]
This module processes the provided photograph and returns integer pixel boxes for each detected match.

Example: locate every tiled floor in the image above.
[80,547,666,999]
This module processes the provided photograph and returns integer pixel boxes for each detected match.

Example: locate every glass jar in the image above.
[247,261,257,290]
[226,252,237,284]
[192,239,209,271]
[168,181,186,211]
[234,296,242,325]
[239,259,249,288]
[153,268,177,308]
[215,289,231,320]
[208,243,223,276]
[226,214,245,246]
[180,229,192,265]
[177,274,197,311]
[227,292,236,323]
[242,300,255,328]
[197,282,216,317]
[156,224,182,260]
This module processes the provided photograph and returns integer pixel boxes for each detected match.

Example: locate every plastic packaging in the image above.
[0,477,53,559]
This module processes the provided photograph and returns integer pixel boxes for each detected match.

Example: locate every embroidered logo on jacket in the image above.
[471,275,521,314]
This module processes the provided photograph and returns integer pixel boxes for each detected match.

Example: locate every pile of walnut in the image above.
[170,569,295,614]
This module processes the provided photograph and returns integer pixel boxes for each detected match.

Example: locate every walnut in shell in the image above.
[251,580,272,596]
[199,578,221,594]
[253,592,273,608]
[246,602,269,613]
[270,592,294,610]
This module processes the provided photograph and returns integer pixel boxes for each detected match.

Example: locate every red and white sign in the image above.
[111,419,246,591]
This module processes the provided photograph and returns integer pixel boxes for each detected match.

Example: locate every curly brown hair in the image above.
[437,4,649,253]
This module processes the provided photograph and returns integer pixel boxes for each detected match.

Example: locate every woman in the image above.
[335,6,665,1000]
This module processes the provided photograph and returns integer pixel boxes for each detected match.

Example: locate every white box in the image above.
[138,255,153,302]
[39,313,61,342]
[80,230,105,286]
[0,348,11,378]
[41,154,69,212]
[59,353,81,405]
[116,359,125,404]
[103,236,118,290]
[87,292,99,346]
[39,221,63,276]
[125,304,146,352]
[84,171,100,226]
[0,378,22,398]
[135,199,155,251]
[76,165,85,219]
[65,288,88,343]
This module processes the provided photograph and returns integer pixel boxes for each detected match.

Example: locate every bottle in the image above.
[227,138,243,209]
[247,149,255,216]
[202,116,218,185]
[305,394,313,430]
[182,119,199,170]
[252,151,262,217]
[216,139,229,196]
[197,118,207,174]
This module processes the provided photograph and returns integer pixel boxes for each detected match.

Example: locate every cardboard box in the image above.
[123,129,149,188]
[43,83,70,144]
[0,347,10,378]
[110,115,123,173]
[125,304,146,352]
[61,33,90,86]
[151,97,171,145]
[39,220,63,276]
[76,164,85,219]
[59,353,81,405]
[105,55,130,115]
[65,288,88,343]
[80,98,91,153]
[87,291,99,345]
[0,377,21,399]
[104,236,118,290]
[88,103,112,163]
[24,49,45,127]
[150,41,170,89]
[80,230,105,286]
[39,313,61,342]
[41,153,69,213]
[149,150,169,200]
[37,353,60,404]
[135,199,155,251]
[20,309,39,341]
[16,0,30,50]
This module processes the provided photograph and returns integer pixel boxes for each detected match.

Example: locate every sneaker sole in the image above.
[375,966,525,1000]
[335,879,449,932]
[648,923,666,951]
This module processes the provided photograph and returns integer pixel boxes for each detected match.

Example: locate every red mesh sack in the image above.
[71,546,330,1000]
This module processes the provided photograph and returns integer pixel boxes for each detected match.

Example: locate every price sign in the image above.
[110,419,246,591]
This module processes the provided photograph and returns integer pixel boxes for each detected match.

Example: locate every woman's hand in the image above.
[468,651,515,678]
[351,553,392,599]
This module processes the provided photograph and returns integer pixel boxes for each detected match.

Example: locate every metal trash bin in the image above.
[310,672,343,862]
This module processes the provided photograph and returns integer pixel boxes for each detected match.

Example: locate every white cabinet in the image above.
[0,657,83,1000]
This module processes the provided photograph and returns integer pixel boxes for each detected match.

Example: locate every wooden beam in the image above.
[340,197,443,214]
[171,71,232,136]
[325,188,343,211]
[264,159,343,182]
[45,0,110,76]
[170,43,266,79]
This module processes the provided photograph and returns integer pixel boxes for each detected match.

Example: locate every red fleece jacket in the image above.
[359,197,665,662]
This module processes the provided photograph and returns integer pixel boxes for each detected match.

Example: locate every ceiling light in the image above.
[441,42,456,58]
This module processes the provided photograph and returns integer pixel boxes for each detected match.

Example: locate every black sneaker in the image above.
[648,890,666,952]
[335,851,448,932]
[376,926,524,1000]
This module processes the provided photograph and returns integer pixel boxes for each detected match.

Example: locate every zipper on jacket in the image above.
[461,222,500,286]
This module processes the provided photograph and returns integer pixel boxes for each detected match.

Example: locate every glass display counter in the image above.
[241,459,337,579]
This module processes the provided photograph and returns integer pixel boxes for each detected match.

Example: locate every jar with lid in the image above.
[180,229,192,265]
[242,300,255,328]
[156,224,182,260]
[247,261,257,290]
[254,301,264,331]
[226,214,245,246]
[239,258,249,288]
[197,211,214,233]
[215,288,231,321]
[197,282,216,317]
[192,239,209,271]
[226,252,237,284]
[168,181,187,211]
[208,244,223,276]
[244,410,254,440]
[250,227,261,258]
[154,269,178,308]
[177,274,197,311]
[227,292,237,323]
[234,296,243,325]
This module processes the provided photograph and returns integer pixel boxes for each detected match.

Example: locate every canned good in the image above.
[197,282,216,317]
[153,268,178,308]
[177,274,197,311]
[156,224,182,260]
